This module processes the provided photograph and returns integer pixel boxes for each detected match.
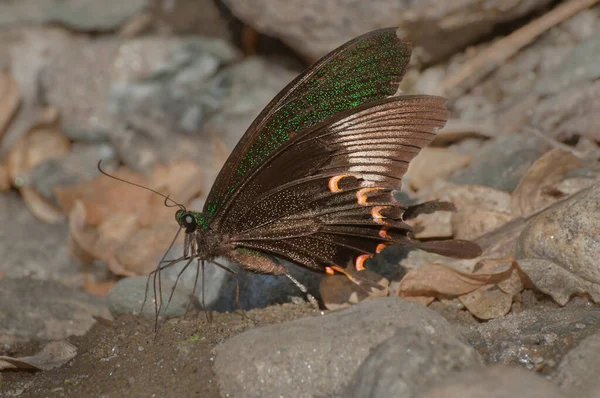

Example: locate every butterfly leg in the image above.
[285,273,319,309]
[162,256,195,321]
[211,260,256,324]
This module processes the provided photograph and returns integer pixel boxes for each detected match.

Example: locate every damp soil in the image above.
[2,303,318,397]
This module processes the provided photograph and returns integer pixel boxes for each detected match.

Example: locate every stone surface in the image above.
[214,297,463,398]
[223,0,551,64]
[107,276,194,318]
[450,135,548,192]
[556,332,600,398]
[424,365,566,398]
[0,0,149,31]
[0,277,109,345]
[0,191,76,282]
[517,182,600,284]
[28,143,118,204]
[345,328,483,398]
[458,304,600,369]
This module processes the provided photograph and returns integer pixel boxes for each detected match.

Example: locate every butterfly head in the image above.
[175,209,210,234]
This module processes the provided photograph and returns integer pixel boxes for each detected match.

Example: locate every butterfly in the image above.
[102,27,481,320]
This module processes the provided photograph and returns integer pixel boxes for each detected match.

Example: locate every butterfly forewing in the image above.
[203,28,411,223]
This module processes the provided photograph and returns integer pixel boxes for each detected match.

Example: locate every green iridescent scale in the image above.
[203,28,411,220]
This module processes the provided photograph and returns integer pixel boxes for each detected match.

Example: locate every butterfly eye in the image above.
[178,212,197,233]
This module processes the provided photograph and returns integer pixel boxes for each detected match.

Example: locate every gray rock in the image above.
[556,332,600,398]
[535,32,600,96]
[457,305,600,368]
[532,80,600,142]
[41,35,238,146]
[130,256,322,313]
[0,0,149,31]
[517,182,600,284]
[223,0,551,64]
[450,135,548,192]
[214,297,463,398]
[0,191,76,282]
[107,276,194,317]
[424,365,566,398]
[28,143,118,204]
[0,277,109,345]
[345,328,483,398]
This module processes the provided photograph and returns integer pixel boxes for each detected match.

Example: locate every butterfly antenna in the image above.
[97,160,186,212]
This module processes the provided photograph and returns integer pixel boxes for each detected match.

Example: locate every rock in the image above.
[450,135,548,192]
[0,191,76,282]
[214,297,463,397]
[424,365,566,398]
[535,32,600,96]
[28,143,118,204]
[556,332,600,398]
[0,0,149,31]
[345,329,483,398]
[0,277,109,345]
[142,257,323,313]
[107,276,194,317]
[222,0,551,64]
[516,183,600,286]
[41,35,238,145]
[532,80,600,142]
[457,304,600,369]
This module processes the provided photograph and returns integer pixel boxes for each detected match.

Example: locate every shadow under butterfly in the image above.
[101,27,481,328]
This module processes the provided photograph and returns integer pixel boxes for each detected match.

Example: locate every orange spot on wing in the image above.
[371,206,387,224]
[355,254,371,271]
[356,187,384,205]
[376,244,387,253]
[379,227,391,239]
[328,175,348,192]
[325,266,335,275]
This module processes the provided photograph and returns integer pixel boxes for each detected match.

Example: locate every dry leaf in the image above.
[20,187,64,223]
[426,184,512,213]
[83,274,117,296]
[320,271,389,310]
[0,341,77,371]
[406,147,472,191]
[516,258,600,305]
[0,162,9,192]
[402,295,435,306]
[512,149,583,216]
[452,209,512,240]
[406,211,453,239]
[0,71,20,138]
[399,261,515,298]
[459,284,513,320]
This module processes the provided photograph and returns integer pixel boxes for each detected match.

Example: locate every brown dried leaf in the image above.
[320,271,389,311]
[0,71,20,138]
[459,284,513,320]
[425,184,512,213]
[113,224,178,275]
[406,211,453,239]
[7,115,69,181]
[0,341,76,371]
[512,149,583,217]
[399,261,515,298]
[402,295,435,306]
[406,147,472,191]
[516,258,600,305]
[20,187,64,223]
[0,162,10,192]
[83,274,116,297]
[452,209,512,240]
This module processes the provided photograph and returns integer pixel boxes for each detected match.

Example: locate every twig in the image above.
[437,0,600,97]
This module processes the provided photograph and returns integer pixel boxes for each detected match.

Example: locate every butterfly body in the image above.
[161,28,481,300]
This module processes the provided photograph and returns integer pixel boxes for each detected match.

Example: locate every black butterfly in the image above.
[103,28,481,320]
